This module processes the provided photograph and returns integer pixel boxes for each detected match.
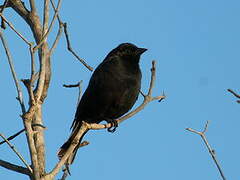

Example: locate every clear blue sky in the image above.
[1,0,240,179]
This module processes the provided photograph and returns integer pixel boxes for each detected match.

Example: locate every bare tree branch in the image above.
[0,159,31,176]
[186,121,227,180]
[63,80,83,107]
[0,14,31,45]
[49,21,63,55]
[63,82,81,88]
[49,0,93,72]
[63,23,93,71]
[49,0,61,23]
[0,129,25,145]
[228,89,240,98]
[0,133,33,173]
[0,124,46,145]
[227,89,240,103]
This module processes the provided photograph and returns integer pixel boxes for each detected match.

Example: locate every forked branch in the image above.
[186,121,226,180]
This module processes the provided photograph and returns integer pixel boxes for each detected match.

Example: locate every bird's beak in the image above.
[136,48,147,55]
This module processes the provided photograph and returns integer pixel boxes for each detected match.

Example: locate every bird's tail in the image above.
[57,122,86,165]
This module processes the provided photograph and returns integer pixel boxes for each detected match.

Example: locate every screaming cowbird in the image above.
[58,43,147,165]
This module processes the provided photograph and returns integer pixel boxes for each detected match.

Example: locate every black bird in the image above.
[58,43,147,164]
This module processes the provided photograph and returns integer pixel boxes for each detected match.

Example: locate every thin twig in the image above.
[0,129,25,145]
[0,14,31,45]
[50,0,93,71]
[0,124,46,145]
[227,89,240,103]
[0,29,26,114]
[48,0,64,55]
[63,82,83,105]
[33,0,62,52]
[186,121,226,180]
[0,134,33,173]
[63,82,81,88]
[63,23,93,71]
[49,0,61,23]
[227,89,240,99]
[147,61,156,96]
[0,159,31,176]
[49,21,64,55]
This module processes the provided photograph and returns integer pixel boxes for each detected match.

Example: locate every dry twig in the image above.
[0,14,31,45]
[0,129,25,145]
[63,23,93,71]
[49,0,93,72]
[0,134,33,173]
[63,82,81,88]
[0,159,31,176]
[186,121,226,180]
[63,80,83,106]
[227,89,240,103]
[0,124,46,145]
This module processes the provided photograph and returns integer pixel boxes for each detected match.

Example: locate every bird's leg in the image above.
[105,118,118,133]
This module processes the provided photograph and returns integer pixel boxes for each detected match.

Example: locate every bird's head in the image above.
[108,43,147,63]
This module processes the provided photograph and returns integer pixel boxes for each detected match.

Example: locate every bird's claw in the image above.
[106,119,118,133]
